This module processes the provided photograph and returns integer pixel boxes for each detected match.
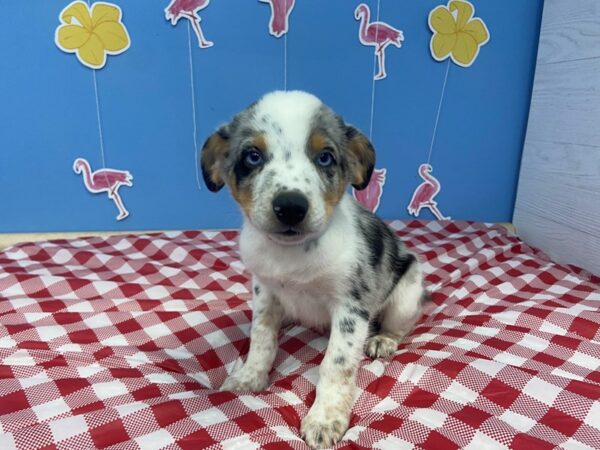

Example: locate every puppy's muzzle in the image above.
[272,191,309,227]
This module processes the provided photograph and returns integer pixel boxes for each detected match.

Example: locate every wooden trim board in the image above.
[0,223,516,251]
[0,231,164,251]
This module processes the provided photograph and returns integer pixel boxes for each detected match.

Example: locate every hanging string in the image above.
[426,59,451,165]
[368,0,381,141]
[187,21,203,191]
[283,0,288,90]
[91,69,108,172]
[86,0,110,186]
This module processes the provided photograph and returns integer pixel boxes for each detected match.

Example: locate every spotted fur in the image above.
[202,91,424,449]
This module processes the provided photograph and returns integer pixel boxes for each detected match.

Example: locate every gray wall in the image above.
[514,0,600,274]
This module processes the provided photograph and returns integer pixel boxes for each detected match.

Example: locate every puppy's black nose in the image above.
[272,191,309,226]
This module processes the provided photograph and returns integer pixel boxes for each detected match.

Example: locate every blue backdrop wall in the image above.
[0,0,543,232]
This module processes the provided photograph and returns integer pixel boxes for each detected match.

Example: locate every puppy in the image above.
[201,91,424,449]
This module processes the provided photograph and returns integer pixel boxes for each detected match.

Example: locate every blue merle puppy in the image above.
[201,91,424,449]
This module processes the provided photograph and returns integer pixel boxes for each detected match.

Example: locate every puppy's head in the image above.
[201,91,375,245]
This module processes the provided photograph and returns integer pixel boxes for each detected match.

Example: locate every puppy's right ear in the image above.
[200,126,230,192]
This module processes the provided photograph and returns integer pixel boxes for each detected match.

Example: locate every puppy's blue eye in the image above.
[244,149,263,168]
[316,150,335,167]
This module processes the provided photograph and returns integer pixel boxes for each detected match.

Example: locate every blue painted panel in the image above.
[0,0,543,232]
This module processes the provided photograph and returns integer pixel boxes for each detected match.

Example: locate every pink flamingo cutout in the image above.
[355,3,403,80]
[73,158,133,221]
[165,0,214,48]
[407,163,450,220]
[259,0,295,37]
[353,168,386,213]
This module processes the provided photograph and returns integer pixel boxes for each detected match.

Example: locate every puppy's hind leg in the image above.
[365,258,424,359]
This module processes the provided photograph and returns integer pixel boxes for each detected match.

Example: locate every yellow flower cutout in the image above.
[429,0,489,67]
[55,1,130,69]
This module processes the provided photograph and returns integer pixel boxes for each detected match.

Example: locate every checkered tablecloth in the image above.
[0,221,599,449]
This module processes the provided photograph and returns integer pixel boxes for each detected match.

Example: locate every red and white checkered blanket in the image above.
[0,221,599,449]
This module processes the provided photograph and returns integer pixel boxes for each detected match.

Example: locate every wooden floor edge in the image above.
[497,222,516,234]
[0,223,517,251]
[0,230,164,251]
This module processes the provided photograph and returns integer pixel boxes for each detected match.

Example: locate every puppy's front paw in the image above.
[220,369,268,392]
[301,404,350,449]
[365,334,398,358]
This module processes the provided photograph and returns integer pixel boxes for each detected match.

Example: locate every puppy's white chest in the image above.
[264,278,334,329]
[242,239,346,329]
[239,201,357,329]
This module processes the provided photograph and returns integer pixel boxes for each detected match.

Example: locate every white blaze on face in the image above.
[248,91,330,234]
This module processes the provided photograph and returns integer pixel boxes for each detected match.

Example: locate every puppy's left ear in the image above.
[200,126,230,192]
[345,126,375,190]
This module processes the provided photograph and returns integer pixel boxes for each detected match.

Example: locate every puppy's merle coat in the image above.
[201,91,424,449]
